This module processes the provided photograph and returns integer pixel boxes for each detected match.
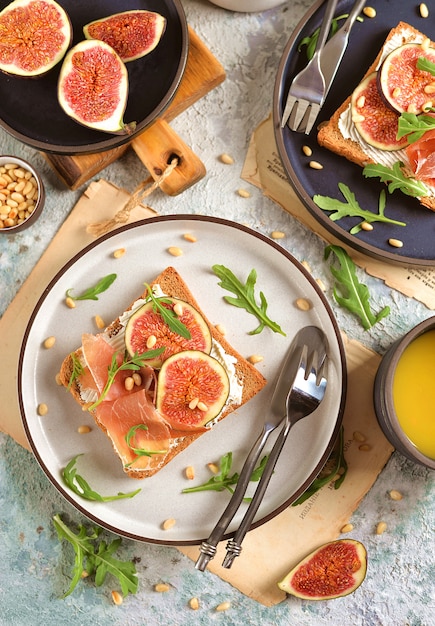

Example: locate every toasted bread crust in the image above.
[317,21,435,211]
[59,267,266,479]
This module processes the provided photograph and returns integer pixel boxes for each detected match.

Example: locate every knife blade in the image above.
[319,0,367,99]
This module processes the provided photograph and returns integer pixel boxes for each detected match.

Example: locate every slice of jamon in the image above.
[406,129,435,187]
[95,389,171,473]
[79,333,154,401]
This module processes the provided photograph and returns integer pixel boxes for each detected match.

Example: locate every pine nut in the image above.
[420,3,429,18]
[111,590,123,605]
[132,372,142,386]
[77,425,91,434]
[356,95,366,108]
[43,336,56,349]
[270,230,285,239]
[185,466,195,480]
[188,597,200,610]
[65,297,76,309]
[340,523,354,534]
[183,233,197,242]
[189,397,199,410]
[173,302,183,316]
[0,162,39,229]
[197,401,208,412]
[124,376,134,391]
[113,247,125,258]
[207,462,219,474]
[309,160,323,170]
[94,315,105,329]
[146,334,157,348]
[353,430,366,442]
[359,443,371,451]
[295,297,312,311]
[388,238,403,248]
[167,246,183,257]
[316,278,326,291]
[155,582,171,592]
[301,260,312,272]
[376,521,387,535]
[248,354,264,364]
[220,153,234,165]
[363,6,376,18]
[389,489,403,501]
[302,145,312,156]
[216,601,231,612]
[162,519,176,531]
[37,403,48,416]
[360,221,374,231]
[237,188,251,198]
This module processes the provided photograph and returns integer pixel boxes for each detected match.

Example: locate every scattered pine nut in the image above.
[216,601,231,612]
[185,466,195,480]
[197,401,208,412]
[168,246,183,257]
[154,582,171,592]
[132,372,142,386]
[111,590,123,605]
[189,397,199,410]
[301,260,312,272]
[65,296,76,309]
[113,248,125,258]
[389,489,403,501]
[376,521,387,535]
[353,430,366,442]
[237,188,251,198]
[173,302,183,316]
[215,323,226,335]
[162,518,176,531]
[356,95,366,108]
[359,443,371,451]
[188,597,200,610]
[43,336,56,349]
[302,145,312,157]
[420,3,429,18]
[146,334,157,348]
[363,6,376,18]
[316,278,326,291]
[94,315,105,329]
[270,230,285,239]
[309,160,323,170]
[360,221,374,231]
[295,297,312,311]
[248,354,264,364]
[55,372,62,385]
[37,403,48,416]
[220,153,234,165]
[340,523,354,534]
[77,425,91,434]
[388,238,403,248]
[183,233,197,242]
[124,376,135,391]
[207,462,219,474]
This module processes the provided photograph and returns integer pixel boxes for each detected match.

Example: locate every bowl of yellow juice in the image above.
[374,317,435,469]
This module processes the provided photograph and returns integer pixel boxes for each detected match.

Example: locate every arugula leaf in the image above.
[417,55,435,76]
[212,265,286,336]
[298,14,361,60]
[88,348,164,410]
[182,451,268,498]
[325,245,390,329]
[67,352,84,391]
[62,454,141,501]
[363,162,428,197]
[125,424,168,466]
[66,274,117,301]
[314,183,406,234]
[53,514,138,597]
[144,283,191,339]
[397,111,435,143]
[292,426,347,505]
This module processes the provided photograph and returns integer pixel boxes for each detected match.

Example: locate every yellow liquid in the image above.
[392,329,435,460]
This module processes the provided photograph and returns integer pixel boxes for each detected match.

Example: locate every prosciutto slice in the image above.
[405,129,435,187]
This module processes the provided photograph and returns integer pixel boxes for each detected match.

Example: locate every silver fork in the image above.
[195,326,328,572]
[222,334,328,568]
[281,0,339,133]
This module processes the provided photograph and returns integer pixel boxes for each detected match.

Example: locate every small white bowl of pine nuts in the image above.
[0,155,45,233]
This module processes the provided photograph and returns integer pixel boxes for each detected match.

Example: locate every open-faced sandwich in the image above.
[317,21,435,211]
[58,267,267,479]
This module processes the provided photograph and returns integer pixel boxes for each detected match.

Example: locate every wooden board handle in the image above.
[132,119,206,196]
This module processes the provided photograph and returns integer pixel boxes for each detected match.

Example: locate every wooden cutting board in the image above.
[42,27,226,195]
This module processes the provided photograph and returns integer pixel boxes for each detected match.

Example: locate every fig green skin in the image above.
[378,43,435,115]
[156,350,230,431]
[277,539,367,600]
[0,0,72,77]
[125,298,212,369]
[83,10,167,63]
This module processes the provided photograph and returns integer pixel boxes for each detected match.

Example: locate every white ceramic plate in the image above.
[19,216,345,544]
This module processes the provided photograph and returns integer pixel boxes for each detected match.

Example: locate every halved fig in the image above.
[351,72,408,151]
[0,0,72,77]
[156,350,230,431]
[378,43,435,114]
[57,40,135,135]
[277,539,367,600]
[83,10,166,63]
[125,298,212,368]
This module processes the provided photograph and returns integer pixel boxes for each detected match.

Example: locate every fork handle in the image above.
[313,0,340,56]
[195,425,271,571]
[222,422,291,569]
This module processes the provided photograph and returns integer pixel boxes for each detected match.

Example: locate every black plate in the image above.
[0,0,188,154]
[273,0,435,267]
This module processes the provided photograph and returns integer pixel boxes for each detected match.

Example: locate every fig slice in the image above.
[156,350,230,431]
[57,39,135,135]
[277,539,367,600]
[83,10,166,63]
[125,298,212,369]
[0,0,72,77]
[351,72,408,151]
[378,43,435,114]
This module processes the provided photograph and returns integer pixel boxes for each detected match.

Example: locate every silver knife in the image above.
[320,0,367,99]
